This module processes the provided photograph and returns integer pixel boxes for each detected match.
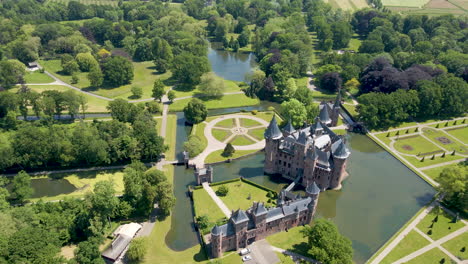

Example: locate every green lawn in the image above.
[312,89,337,101]
[347,35,362,51]
[31,170,124,202]
[442,232,468,260]
[275,252,295,264]
[332,129,347,135]
[266,226,309,256]
[422,127,467,155]
[248,128,265,141]
[164,114,178,160]
[15,85,109,113]
[230,135,255,146]
[239,111,281,123]
[394,135,442,156]
[39,59,90,88]
[416,209,465,240]
[240,118,262,128]
[191,122,208,156]
[205,149,259,164]
[193,188,227,234]
[212,128,231,142]
[170,94,260,112]
[24,71,54,83]
[445,126,468,144]
[380,230,430,264]
[215,118,235,128]
[171,79,242,98]
[405,248,452,264]
[406,153,464,168]
[421,164,454,181]
[216,181,272,211]
[343,104,358,118]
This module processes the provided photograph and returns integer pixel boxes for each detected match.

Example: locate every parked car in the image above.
[242,255,252,262]
[240,248,251,256]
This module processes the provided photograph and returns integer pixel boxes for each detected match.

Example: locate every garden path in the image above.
[419,158,467,170]
[202,182,232,218]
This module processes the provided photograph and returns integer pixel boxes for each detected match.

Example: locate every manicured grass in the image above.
[248,128,265,141]
[275,252,295,264]
[421,164,454,181]
[380,230,430,264]
[406,153,463,168]
[422,127,467,155]
[347,35,362,51]
[191,122,208,156]
[266,226,309,256]
[445,126,468,143]
[230,135,254,146]
[216,181,272,211]
[215,118,235,128]
[164,114,178,160]
[39,59,90,88]
[312,89,337,100]
[204,149,259,164]
[375,131,393,146]
[441,232,468,260]
[12,85,109,112]
[343,104,358,118]
[382,0,430,7]
[332,129,347,135]
[193,188,227,233]
[240,118,262,128]
[212,128,231,142]
[240,111,281,123]
[24,71,54,83]
[394,135,442,155]
[416,209,465,240]
[170,94,260,112]
[172,79,242,98]
[405,247,452,264]
[31,170,124,202]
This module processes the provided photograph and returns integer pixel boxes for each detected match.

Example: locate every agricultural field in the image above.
[47,0,119,6]
[324,0,369,10]
[384,0,468,16]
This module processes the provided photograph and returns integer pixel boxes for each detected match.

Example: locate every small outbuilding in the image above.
[101,223,142,263]
[27,62,39,70]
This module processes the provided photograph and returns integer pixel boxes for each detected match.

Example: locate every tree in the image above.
[107,99,134,123]
[320,72,342,92]
[152,79,165,102]
[75,53,98,72]
[301,218,353,264]
[238,29,250,48]
[132,111,167,160]
[62,59,79,75]
[126,237,148,262]
[131,86,143,99]
[102,56,134,86]
[222,143,235,157]
[199,72,226,97]
[87,66,103,87]
[294,86,313,106]
[196,215,210,230]
[184,135,205,157]
[78,94,88,118]
[437,166,467,211]
[281,99,307,128]
[359,40,384,54]
[331,21,352,49]
[145,101,161,114]
[11,171,33,204]
[168,90,176,102]
[183,98,207,124]
[171,52,210,88]
[152,38,173,73]
[0,178,10,210]
[74,239,104,264]
[216,185,229,196]
[87,180,119,221]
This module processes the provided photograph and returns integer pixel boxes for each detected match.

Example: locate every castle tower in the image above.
[310,117,324,137]
[195,166,213,185]
[264,116,283,174]
[305,182,320,223]
[211,225,223,258]
[331,91,341,127]
[318,104,332,126]
[230,209,249,249]
[329,139,350,190]
[302,148,317,187]
[251,202,268,239]
[282,119,295,137]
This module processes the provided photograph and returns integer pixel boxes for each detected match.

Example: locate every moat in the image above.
[165,112,435,264]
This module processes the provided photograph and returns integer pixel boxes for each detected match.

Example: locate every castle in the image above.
[264,95,350,191]
[210,183,320,258]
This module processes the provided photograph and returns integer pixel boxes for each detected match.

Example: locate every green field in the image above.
[385,0,467,16]
[406,152,463,168]
[240,118,262,128]
[204,149,259,164]
[380,230,430,264]
[445,126,468,143]
[170,94,260,112]
[422,127,467,155]
[405,248,452,264]
[266,226,309,256]
[193,188,227,234]
[164,114,178,160]
[230,135,255,146]
[442,232,468,260]
[171,79,242,98]
[212,128,231,142]
[216,181,273,211]
[215,118,235,128]
[325,0,369,10]
[191,122,208,156]
[416,209,465,240]
[248,128,266,141]
[24,71,54,83]
[382,0,430,7]
[394,135,442,155]
[421,164,454,180]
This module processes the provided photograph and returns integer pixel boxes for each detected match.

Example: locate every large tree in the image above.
[198,72,226,97]
[437,165,467,212]
[171,52,210,88]
[11,171,33,204]
[183,98,207,124]
[281,99,307,128]
[152,79,165,102]
[301,219,353,264]
[102,56,134,86]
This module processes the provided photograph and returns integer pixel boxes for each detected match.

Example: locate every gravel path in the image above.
[202,182,232,218]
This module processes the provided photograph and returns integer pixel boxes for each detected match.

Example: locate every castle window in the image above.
[288,163,291,168]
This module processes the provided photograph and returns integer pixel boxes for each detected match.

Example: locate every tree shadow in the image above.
[290,242,310,256]
[193,245,209,262]
[128,95,141,100]
[163,76,179,86]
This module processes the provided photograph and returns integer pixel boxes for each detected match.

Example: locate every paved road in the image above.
[247,239,280,264]
[202,182,232,218]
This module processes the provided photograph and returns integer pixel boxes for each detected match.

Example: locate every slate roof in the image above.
[319,104,331,123]
[283,119,295,134]
[264,116,283,140]
[101,234,132,261]
[266,197,312,223]
[331,139,350,159]
[310,118,323,134]
[231,209,249,224]
[306,181,320,195]
[211,222,235,237]
[297,131,307,145]
[322,124,340,143]
[306,148,316,160]
[315,147,331,168]
[253,203,268,216]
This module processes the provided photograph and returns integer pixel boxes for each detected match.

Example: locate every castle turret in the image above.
[310,117,324,137]
[230,209,249,249]
[329,139,350,190]
[319,104,332,126]
[282,119,295,137]
[211,225,223,258]
[264,116,283,174]
[251,202,267,239]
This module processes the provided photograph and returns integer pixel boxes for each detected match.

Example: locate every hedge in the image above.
[241,178,277,194]
[209,178,241,187]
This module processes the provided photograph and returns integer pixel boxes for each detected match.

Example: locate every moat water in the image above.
[208,42,257,82]
[165,112,435,263]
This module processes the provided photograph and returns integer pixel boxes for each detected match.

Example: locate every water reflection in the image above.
[208,42,257,82]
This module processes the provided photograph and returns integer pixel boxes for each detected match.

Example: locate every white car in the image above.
[242,255,252,262]
[240,248,251,256]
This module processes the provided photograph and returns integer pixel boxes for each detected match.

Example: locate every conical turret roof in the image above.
[319,105,331,124]
[298,131,307,145]
[264,116,283,140]
[332,139,350,159]
[306,181,320,195]
[283,119,295,134]
[211,225,222,236]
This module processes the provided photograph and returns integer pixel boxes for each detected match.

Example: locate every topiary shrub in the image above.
[431,155,435,160]
[222,143,235,157]
[216,185,229,196]
[251,110,258,115]
[386,132,390,137]
[421,156,425,162]
[415,127,419,132]
[436,124,440,128]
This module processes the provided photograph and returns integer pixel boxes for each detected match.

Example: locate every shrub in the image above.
[168,90,176,101]
[445,122,448,127]
[427,229,432,235]
[196,215,210,230]
[441,152,445,158]
[184,135,205,157]
[145,101,161,114]
[453,120,457,125]
[222,143,235,157]
[415,127,419,132]
[131,86,143,99]
[386,132,390,137]
[405,129,409,134]
[436,124,440,128]
[421,156,425,162]
[251,110,258,115]
[267,106,275,111]
[71,73,79,84]
[126,237,148,262]
[216,185,229,196]
[396,131,400,136]
[431,155,435,160]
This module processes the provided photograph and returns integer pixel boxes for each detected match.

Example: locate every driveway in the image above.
[244,239,279,264]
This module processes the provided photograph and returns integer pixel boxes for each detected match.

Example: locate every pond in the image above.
[27,178,76,198]
[208,42,257,82]
[165,112,435,264]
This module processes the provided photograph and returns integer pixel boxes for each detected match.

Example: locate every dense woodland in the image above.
[0,0,467,263]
